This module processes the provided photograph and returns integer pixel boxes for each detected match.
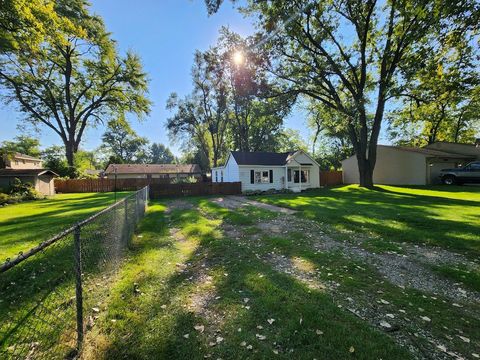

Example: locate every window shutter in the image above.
[250,170,254,184]
[269,170,273,183]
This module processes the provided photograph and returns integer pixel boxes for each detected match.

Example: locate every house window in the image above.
[220,170,224,182]
[255,170,270,183]
[215,171,218,182]
[293,170,309,183]
[287,169,292,182]
[15,161,19,165]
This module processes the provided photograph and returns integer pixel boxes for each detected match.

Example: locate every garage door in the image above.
[429,162,457,184]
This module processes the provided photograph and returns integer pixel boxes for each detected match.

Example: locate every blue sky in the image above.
[0,0,311,155]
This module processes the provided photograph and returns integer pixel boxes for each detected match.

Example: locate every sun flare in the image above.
[232,50,245,65]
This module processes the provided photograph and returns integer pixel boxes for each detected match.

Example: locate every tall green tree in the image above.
[167,28,294,169]
[241,0,479,187]
[149,143,175,164]
[0,0,151,174]
[0,0,80,53]
[218,29,293,152]
[41,145,69,176]
[166,46,230,168]
[0,135,41,157]
[101,119,149,164]
[388,30,480,146]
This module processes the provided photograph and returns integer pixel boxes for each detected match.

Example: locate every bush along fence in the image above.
[149,181,242,198]
[0,186,149,359]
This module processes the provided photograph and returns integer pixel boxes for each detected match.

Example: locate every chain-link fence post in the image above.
[124,197,129,246]
[135,192,139,223]
[73,224,84,352]
[146,185,149,208]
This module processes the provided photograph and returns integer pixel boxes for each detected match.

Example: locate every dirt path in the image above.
[209,196,480,360]
[211,195,297,214]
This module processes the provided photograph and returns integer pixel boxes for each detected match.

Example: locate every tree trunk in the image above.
[356,152,374,189]
[64,135,77,178]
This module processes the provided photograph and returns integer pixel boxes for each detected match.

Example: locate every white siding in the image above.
[286,152,320,190]
[342,146,428,185]
[239,166,285,192]
[224,155,239,182]
[212,154,240,183]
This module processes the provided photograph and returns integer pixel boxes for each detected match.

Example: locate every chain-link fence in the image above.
[0,186,149,359]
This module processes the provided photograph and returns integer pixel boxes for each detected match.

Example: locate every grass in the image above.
[0,192,130,262]
[83,200,412,359]
[253,185,480,257]
[83,196,480,359]
[4,186,479,358]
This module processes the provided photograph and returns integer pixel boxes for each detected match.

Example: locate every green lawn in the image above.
[0,192,130,262]
[255,185,480,257]
[3,186,479,359]
[81,192,480,359]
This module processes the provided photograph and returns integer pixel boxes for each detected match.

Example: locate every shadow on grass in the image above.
[254,186,480,256]
[90,201,412,360]
[0,198,136,359]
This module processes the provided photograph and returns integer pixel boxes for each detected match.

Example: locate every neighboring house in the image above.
[1,152,43,169]
[104,164,202,180]
[342,144,476,185]
[211,150,320,192]
[0,152,57,195]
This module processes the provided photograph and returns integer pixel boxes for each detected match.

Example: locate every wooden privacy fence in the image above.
[150,182,242,198]
[320,170,343,186]
[55,178,171,193]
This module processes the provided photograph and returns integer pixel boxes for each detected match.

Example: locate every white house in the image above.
[211,150,320,192]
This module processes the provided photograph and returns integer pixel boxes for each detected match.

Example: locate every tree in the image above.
[388,31,480,146]
[167,28,294,169]
[218,29,294,152]
[0,0,80,54]
[41,145,69,177]
[242,0,479,188]
[149,143,175,164]
[166,46,230,168]
[0,0,151,174]
[275,128,309,153]
[101,119,149,164]
[0,135,41,157]
[307,102,354,170]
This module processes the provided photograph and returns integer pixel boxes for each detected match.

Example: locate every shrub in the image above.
[243,188,295,196]
[9,178,44,201]
[171,176,198,184]
[0,193,9,205]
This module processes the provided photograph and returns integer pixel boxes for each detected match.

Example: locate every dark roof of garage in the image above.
[390,146,474,158]
[0,169,58,177]
[231,151,296,165]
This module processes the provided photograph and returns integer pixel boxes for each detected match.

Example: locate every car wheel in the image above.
[442,175,456,185]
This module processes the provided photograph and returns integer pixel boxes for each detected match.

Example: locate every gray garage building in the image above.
[342,145,476,185]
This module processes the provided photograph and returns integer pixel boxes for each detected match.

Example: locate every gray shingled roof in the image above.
[13,152,43,161]
[231,151,296,166]
[104,163,201,175]
[388,146,474,158]
[0,169,58,177]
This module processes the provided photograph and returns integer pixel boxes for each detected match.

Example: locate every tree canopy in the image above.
[0,0,151,176]
[167,28,295,169]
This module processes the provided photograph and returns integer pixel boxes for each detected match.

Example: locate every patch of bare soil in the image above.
[165,200,228,344]
[266,252,467,360]
[208,196,480,360]
[212,196,297,214]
